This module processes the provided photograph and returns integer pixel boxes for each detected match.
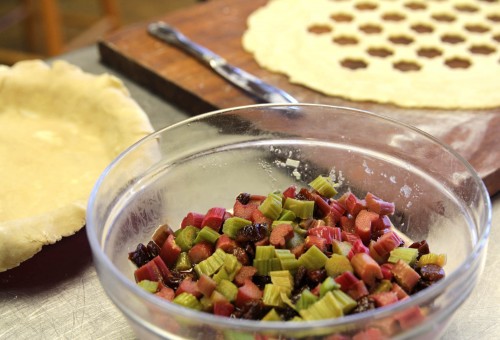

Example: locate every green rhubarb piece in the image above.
[173,292,203,311]
[299,291,343,321]
[254,258,282,276]
[216,279,238,302]
[223,253,242,281]
[373,279,393,293]
[138,280,159,293]
[194,248,226,277]
[417,253,447,267]
[194,226,220,244]
[262,308,282,321]
[255,245,276,260]
[175,252,192,271]
[270,270,294,293]
[331,290,357,314]
[286,231,305,251]
[297,245,328,270]
[280,292,297,311]
[262,284,285,307]
[199,295,213,311]
[308,175,338,198]
[174,228,183,237]
[224,331,255,340]
[332,240,353,257]
[222,217,252,239]
[271,220,294,230]
[275,248,299,273]
[292,224,308,237]
[176,226,199,252]
[388,247,419,265]
[284,198,314,219]
[325,254,353,277]
[278,209,296,221]
[319,276,341,298]
[290,316,304,322]
[212,266,230,284]
[295,289,318,311]
[258,193,283,220]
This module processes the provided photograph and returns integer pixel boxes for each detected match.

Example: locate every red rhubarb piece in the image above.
[372,215,392,233]
[152,255,172,283]
[341,231,360,244]
[355,209,379,245]
[215,234,237,253]
[391,260,421,293]
[334,271,360,291]
[176,277,202,298]
[235,279,263,307]
[380,263,394,280]
[329,199,346,222]
[347,239,370,260]
[233,200,259,220]
[370,291,398,307]
[201,207,226,232]
[352,327,385,340]
[269,224,294,248]
[391,282,409,300]
[234,266,258,286]
[181,212,205,229]
[365,192,395,215]
[159,234,181,268]
[251,209,273,225]
[308,226,342,245]
[197,274,217,297]
[155,283,175,301]
[282,185,297,199]
[394,306,425,330]
[152,224,175,248]
[345,193,366,217]
[351,253,383,288]
[370,231,402,264]
[188,241,213,264]
[290,242,306,258]
[340,216,356,233]
[312,193,331,218]
[213,300,235,317]
[347,280,369,300]
[305,235,328,252]
[134,261,162,282]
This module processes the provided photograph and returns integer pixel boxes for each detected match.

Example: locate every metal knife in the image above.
[147,21,298,104]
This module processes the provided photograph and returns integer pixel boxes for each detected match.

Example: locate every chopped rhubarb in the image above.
[330,200,346,222]
[235,279,263,307]
[181,212,205,229]
[155,283,175,301]
[372,215,392,233]
[188,241,214,264]
[308,226,342,245]
[176,277,202,298]
[370,231,403,264]
[234,266,258,286]
[340,215,356,233]
[159,234,181,268]
[380,263,394,280]
[365,192,395,215]
[334,271,360,292]
[305,235,327,253]
[370,291,398,307]
[355,209,379,245]
[269,224,294,248]
[312,193,331,218]
[345,193,366,217]
[394,306,425,330]
[215,234,237,253]
[352,327,385,340]
[152,256,172,283]
[391,260,421,293]
[347,280,369,300]
[391,282,409,300]
[251,208,273,225]
[151,224,175,247]
[347,239,370,260]
[351,253,383,288]
[201,207,226,231]
[233,200,259,220]
[213,300,235,317]
[197,274,217,297]
[342,231,361,245]
[134,261,162,283]
[282,185,297,199]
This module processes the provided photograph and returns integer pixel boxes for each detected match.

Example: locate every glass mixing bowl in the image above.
[86,104,491,339]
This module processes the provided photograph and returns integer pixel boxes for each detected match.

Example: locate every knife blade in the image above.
[147,21,298,104]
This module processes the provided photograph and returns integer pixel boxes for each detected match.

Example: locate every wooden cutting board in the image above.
[98,0,500,196]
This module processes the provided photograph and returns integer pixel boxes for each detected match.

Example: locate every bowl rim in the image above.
[86,103,492,334]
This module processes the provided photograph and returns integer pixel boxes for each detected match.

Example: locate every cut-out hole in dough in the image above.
[340,58,368,70]
[417,47,443,58]
[359,23,383,34]
[411,23,434,33]
[382,12,406,21]
[389,35,414,45]
[355,2,378,11]
[330,13,354,22]
[441,34,466,44]
[431,13,457,22]
[405,2,427,10]
[469,44,496,55]
[393,61,422,72]
[454,4,479,12]
[333,36,359,45]
[307,24,333,34]
[445,57,472,69]
[367,47,394,57]
[465,24,490,33]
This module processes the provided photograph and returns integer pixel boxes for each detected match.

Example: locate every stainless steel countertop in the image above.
[1,46,498,340]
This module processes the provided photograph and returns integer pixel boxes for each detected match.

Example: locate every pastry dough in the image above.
[0,60,154,271]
